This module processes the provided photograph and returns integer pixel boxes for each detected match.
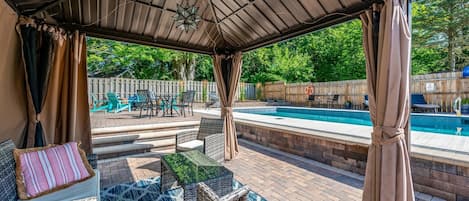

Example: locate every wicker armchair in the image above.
[176,117,225,162]
[197,183,249,201]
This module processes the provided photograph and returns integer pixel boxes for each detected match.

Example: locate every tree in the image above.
[413,0,468,71]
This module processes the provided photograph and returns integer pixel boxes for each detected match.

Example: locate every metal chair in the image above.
[327,94,339,108]
[174,90,195,117]
[136,90,154,118]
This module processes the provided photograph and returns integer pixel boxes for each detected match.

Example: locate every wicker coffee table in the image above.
[160,150,233,201]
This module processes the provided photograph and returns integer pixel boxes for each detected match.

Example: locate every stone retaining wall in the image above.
[236,122,469,201]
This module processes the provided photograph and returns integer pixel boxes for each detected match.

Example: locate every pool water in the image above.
[236,107,469,136]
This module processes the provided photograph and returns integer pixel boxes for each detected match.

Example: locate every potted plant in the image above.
[461,98,469,114]
[344,100,353,109]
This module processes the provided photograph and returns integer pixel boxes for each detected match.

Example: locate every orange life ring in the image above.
[305,85,314,95]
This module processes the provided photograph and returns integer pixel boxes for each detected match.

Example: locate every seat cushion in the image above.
[14,142,95,200]
[177,140,204,152]
[0,139,17,201]
[22,170,100,201]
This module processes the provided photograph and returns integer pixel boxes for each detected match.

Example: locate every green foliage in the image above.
[239,84,246,101]
[412,0,468,71]
[256,83,263,101]
[462,98,469,105]
[87,3,467,83]
[202,88,207,102]
[87,37,212,80]
[242,20,366,83]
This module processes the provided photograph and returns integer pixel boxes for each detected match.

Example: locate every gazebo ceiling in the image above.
[7,0,380,54]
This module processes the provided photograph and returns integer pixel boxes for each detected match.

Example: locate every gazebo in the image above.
[0,0,413,200]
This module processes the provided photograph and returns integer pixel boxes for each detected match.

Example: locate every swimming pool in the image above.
[235,107,469,136]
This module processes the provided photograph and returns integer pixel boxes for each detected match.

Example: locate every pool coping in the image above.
[195,107,469,167]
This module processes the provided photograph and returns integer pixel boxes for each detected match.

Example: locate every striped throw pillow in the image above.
[14,142,94,199]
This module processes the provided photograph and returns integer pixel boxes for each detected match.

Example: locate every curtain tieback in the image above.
[372,126,404,145]
[221,107,233,115]
[35,113,41,123]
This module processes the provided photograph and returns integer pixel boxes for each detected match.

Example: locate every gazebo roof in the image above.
[6,0,379,54]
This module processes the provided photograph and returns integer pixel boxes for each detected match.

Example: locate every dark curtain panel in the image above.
[18,25,53,147]
[221,58,232,98]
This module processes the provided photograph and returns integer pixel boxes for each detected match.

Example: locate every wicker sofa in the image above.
[0,140,100,201]
[176,117,225,162]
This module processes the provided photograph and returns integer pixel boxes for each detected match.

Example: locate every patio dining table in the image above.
[158,94,179,117]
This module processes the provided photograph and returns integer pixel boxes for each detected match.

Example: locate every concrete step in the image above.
[93,139,175,159]
[92,128,197,146]
[91,121,200,135]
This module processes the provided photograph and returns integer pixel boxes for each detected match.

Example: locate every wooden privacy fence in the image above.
[88,78,256,102]
[263,72,469,112]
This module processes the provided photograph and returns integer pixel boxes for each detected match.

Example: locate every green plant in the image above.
[239,83,246,101]
[202,87,207,103]
[178,81,185,102]
[462,98,469,105]
[256,83,263,100]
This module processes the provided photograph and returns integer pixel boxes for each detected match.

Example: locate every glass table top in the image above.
[162,150,232,185]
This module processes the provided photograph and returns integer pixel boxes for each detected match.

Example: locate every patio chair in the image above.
[363,95,369,109]
[89,94,108,113]
[275,99,291,106]
[176,117,224,162]
[197,182,249,201]
[266,98,275,106]
[106,92,131,113]
[411,94,440,113]
[136,90,155,118]
[327,94,339,108]
[174,90,195,117]
[205,92,220,109]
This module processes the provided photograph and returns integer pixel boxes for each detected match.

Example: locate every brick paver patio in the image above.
[98,139,364,201]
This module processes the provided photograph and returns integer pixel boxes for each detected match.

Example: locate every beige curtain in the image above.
[212,52,242,160]
[42,31,92,153]
[361,0,414,201]
[0,0,28,146]
[18,18,92,153]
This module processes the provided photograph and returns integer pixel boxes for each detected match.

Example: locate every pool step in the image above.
[92,122,200,160]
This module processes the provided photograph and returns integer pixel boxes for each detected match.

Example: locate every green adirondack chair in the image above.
[106,92,131,113]
[90,94,109,113]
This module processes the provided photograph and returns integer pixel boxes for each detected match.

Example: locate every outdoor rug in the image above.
[100,176,267,201]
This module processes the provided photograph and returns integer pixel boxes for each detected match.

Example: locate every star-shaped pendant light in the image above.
[173,1,201,32]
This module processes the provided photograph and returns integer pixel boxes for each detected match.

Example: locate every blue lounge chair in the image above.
[106,92,131,113]
[363,95,369,109]
[411,94,440,113]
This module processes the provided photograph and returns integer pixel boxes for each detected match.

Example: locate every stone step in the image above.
[92,128,197,146]
[91,121,200,135]
[93,139,175,159]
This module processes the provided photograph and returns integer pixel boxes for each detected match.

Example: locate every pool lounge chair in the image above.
[363,95,369,109]
[266,99,291,106]
[411,94,440,113]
